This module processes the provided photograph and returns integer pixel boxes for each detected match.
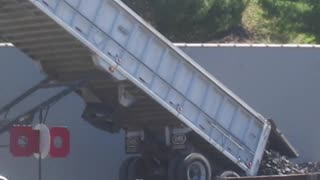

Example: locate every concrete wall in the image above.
[0,45,320,179]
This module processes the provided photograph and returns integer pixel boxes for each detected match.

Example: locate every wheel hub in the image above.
[187,161,206,180]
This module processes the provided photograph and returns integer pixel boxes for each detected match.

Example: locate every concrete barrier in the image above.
[217,173,320,180]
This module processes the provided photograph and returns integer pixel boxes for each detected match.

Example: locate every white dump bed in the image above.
[0,0,271,175]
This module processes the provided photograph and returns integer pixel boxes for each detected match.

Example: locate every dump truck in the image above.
[0,0,298,179]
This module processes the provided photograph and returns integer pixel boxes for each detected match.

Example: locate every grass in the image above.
[241,0,317,44]
[242,0,274,43]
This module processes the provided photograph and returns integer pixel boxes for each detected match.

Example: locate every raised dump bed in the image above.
[0,0,296,179]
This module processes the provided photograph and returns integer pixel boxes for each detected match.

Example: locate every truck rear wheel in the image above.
[220,171,240,178]
[119,157,145,180]
[177,153,212,180]
[127,157,145,180]
[168,155,184,180]
[119,157,137,180]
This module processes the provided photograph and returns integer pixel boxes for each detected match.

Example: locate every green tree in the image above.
[124,0,247,42]
[259,0,320,43]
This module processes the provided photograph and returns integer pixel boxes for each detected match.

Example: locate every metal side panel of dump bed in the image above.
[2,0,270,176]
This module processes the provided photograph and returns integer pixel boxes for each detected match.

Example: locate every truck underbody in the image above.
[0,77,297,179]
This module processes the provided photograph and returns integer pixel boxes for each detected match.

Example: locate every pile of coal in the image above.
[299,162,320,173]
[259,150,303,175]
[259,150,320,175]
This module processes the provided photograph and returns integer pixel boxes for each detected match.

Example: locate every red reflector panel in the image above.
[10,126,39,157]
[49,127,70,158]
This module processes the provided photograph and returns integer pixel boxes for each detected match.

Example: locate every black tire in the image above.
[177,153,212,180]
[119,157,139,180]
[127,157,145,180]
[168,154,184,180]
[220,171,240,178]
